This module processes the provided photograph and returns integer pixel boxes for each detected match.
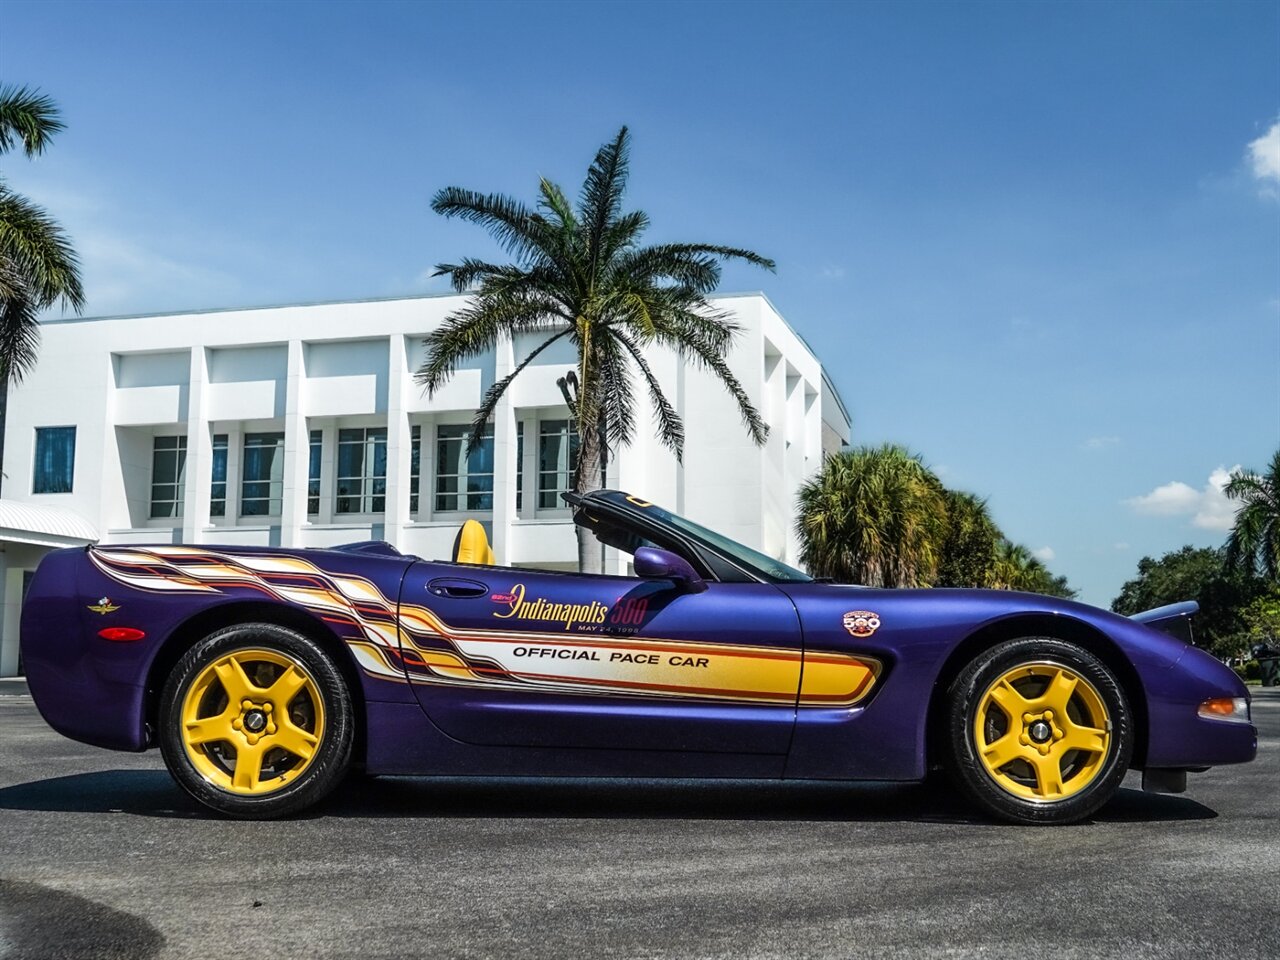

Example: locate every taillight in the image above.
[98,627,146,642]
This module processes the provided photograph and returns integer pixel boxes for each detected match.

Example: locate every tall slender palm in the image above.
[417,127,773,572]
[0,84,84,488]
[796,444,948,587]
[1224,450,1280,582]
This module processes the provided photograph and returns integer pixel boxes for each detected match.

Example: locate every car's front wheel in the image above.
[946,637,1132,825]
[159,623,354,819]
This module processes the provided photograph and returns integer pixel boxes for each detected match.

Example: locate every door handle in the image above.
[427,578,489,599]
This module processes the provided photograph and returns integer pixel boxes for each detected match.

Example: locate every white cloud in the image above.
[19,179,238,317]
[1247,120,1280,185]
[1082,436,1121,451]
[1125,466,1240,532]
[1113,542,1130,551]
[72,229,236,316]
[1033,546,1056,562]
[820,265,846,280]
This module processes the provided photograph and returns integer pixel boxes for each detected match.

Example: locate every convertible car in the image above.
[21,490,1255,824]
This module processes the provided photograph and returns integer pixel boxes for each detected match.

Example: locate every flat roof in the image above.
[41,288,852,431]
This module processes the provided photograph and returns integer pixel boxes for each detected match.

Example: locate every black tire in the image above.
[159,623,354,819]
[945,637,1133,825]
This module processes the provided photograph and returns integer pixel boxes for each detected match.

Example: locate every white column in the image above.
[384,335,411,549]
[182,347,211,544]
[490,336,516,565]
[317,422,336,525]
[279,340,308,547]
[224,422,243,523]
[0,559,16,678]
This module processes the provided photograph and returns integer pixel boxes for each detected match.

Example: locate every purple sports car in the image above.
[21,490,1256,823]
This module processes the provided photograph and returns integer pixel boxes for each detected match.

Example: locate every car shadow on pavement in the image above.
[0,770,1218,825]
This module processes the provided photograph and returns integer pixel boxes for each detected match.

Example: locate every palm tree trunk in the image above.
[574,424,603,574]
[0,372,8,497]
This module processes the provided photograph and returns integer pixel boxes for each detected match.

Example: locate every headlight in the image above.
[1197,697,1250,723]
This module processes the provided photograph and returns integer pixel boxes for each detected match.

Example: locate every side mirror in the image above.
[634,547,708,593]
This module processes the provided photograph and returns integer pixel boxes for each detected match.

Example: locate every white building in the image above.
[0,291,850,676]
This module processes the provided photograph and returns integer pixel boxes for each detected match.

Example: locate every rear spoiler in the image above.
[1130,600,1198,644]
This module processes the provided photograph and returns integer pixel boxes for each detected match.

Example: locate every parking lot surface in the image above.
[1,682,1277,959]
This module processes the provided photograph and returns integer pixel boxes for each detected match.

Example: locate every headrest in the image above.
[453,519,494,566]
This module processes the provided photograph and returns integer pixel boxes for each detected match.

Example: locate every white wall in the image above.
[6,293,850,570]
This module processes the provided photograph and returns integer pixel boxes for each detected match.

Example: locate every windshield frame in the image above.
[567,491,814,585]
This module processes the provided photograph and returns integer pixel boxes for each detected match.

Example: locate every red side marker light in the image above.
[98,627,146,642]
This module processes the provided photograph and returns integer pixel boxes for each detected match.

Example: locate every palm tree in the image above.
[936,489,1002,588]
[0,84,84,488]
[1225,450,1280,582]
[417,127,773,572]
[796,444,948,587]
[990,540,1038,592]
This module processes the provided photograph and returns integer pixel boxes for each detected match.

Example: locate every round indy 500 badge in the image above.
[843,610,881,637]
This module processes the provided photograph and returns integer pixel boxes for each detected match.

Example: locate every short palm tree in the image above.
[0,84,84,488]
[417,126,773,572]
[936,489,1002,588]
[796,444,948,587]
[990,540,1038,591]
[1225,450,1280,582]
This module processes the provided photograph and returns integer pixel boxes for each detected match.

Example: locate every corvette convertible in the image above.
[22,490,1255,824]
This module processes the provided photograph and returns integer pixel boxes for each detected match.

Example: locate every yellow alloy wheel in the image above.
[180,647,326,796]
[973,662,1112,803]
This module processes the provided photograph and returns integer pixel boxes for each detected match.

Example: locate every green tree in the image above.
[936,490,1001,587]
[1224,449,1280,582]
[990,540,1033,591]
[416,127,772,572]
[0,84,84,488]
[1112,545,1263,657]
[796,444,948,587]
[986,540,1075,597]
[1239,589,1280,649]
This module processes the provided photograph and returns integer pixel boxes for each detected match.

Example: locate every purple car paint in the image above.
[20,490,1256,800]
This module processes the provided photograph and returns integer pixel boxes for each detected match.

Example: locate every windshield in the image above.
[609,496,813,583]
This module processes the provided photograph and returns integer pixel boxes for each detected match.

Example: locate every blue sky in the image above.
[3,0,1277,605]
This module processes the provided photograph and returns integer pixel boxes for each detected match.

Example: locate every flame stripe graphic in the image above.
[88,547,879,707]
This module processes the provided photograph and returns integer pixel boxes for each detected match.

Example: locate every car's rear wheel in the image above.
[159,623,353,819]
[946,637,1132,825]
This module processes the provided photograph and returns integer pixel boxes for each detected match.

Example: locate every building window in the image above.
[33,426,76,494]
[538,419,578,509]
[241,432,285,517]
[210,434,228,517]
[435,423,493,512]
[307,430,322,516]
[150,435,187,518]
[336,427,387,514]
[409,425,421,514]
[516,421,524,512]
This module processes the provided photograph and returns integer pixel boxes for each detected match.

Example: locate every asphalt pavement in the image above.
[1,683,1276,959]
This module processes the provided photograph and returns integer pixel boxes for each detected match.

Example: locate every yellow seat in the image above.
[453,519,495,566]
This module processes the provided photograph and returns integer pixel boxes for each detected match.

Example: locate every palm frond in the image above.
[0,293,41,382]
[465,328,574,455]
[0,186,84,310]
[579,126,630,284]
[595,332,635,450]
[614,329,684,459]
[416,292,568,395]
[676,330,768,445]
[0,84,64,158]
[430,187,552,265]
[432,258,529,294]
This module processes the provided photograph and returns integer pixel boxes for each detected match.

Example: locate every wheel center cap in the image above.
[244,710,267,733]
[1028,720,1052,743]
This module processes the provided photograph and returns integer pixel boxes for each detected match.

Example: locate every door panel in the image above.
[396,562,804,753]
